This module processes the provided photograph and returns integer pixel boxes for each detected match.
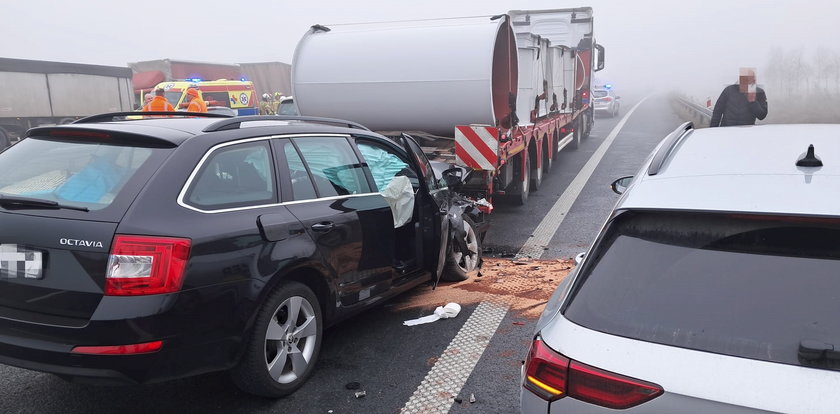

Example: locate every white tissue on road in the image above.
[403,303,462,326]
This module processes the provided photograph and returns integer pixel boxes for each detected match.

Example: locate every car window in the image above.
[292,137,370,197]
[0,139,154,210]
[356,140,418,192]
[402,137,437,191]
[565,211,840,368]
[202,91,231,108]
[185,141,275,210]
[279,140,318,201]
[593,90,608,98]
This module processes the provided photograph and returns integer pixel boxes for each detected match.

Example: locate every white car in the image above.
[522,123,840,413]
[592,88,620,117]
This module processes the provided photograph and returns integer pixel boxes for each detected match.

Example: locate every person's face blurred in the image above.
[739,76,755,92]
[145,95,153,104]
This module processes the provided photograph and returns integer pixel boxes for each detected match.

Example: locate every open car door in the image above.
[398,133,449,286]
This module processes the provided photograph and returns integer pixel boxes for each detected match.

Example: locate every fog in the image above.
[5,0,839,108]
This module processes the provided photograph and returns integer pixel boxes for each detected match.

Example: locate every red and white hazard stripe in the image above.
[455,125,499,171]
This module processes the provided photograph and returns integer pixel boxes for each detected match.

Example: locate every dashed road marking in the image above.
[400,297,508,413]
[515,96,651,260]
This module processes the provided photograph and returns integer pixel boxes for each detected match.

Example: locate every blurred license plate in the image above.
[0,244,43,279]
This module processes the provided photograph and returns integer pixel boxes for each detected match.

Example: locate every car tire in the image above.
[231,281,322,398]
[571,121,582,149]
[440,216,482,282]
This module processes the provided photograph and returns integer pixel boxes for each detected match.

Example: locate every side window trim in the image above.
[178,136,279,213]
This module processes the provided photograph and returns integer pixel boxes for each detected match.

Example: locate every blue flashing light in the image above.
[240,77,247,82]
[188,77,203,83]
[605,83,613,89]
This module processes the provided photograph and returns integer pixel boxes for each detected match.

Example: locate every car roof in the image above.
[26,117,374,146]
[620,123,840,217]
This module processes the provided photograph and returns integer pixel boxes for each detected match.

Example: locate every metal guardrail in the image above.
[673,95,713,127]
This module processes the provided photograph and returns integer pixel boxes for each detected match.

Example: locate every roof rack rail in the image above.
[647,121,694,176]
[202,115,371,133]
[73,112,231,124]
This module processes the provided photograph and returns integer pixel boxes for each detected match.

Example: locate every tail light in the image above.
[602,97,613,102]
[106,235,191,296]
[523,338,663,409]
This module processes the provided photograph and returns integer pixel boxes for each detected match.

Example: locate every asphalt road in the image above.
[0,93,688,414]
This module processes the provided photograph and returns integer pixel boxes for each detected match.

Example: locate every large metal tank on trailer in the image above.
[292,16,518,137]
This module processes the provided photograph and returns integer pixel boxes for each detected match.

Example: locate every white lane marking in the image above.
[400,297,509,413]
[515,96,651,260]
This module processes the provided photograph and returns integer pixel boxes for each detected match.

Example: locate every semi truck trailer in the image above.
[0,58,134,148]
[292,8,604,206]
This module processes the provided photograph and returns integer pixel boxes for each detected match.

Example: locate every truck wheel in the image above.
[231,281,322,398]
[0,128,9,149]
[542,134,553,173]
[530,148,542,192]
[441,216,481,282]
[572,122,582,150]
[514,154,530,205]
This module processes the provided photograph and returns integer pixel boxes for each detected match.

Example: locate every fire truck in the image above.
[292,8,604,206]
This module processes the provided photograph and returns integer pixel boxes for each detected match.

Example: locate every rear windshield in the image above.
[593,90,608,98]
[0,137,168,219]
[565,211,840,368]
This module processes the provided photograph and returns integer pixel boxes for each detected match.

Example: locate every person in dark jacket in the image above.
[710,68,768,127]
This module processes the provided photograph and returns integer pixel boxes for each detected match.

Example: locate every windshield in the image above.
[593,90,609,98]
[565,211,840,368]
[0,138,156,211]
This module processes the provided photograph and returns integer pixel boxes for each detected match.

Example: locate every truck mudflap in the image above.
[455,125,499,171]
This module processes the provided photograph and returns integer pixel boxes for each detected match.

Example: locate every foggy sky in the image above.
[4,0,838,100]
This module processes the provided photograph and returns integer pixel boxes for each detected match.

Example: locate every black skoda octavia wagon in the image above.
[0,113,485,397]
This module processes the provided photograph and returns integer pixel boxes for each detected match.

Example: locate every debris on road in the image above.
[403,302,461,326]
[470,393,476,403]
[453,397,463,404]
[396,258,575,318]
[354,391,366,399]
[345,381,361,390]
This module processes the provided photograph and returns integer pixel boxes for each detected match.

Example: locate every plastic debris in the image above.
[454,397,463,404]
[403,303,461,326]
[470,393,476,403]
[355,391,366,399]
[345,381,361,390]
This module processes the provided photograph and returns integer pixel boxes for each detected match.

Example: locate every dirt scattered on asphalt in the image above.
[395,257,574,318]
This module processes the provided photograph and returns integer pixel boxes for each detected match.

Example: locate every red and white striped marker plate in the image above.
[455,125,499,171]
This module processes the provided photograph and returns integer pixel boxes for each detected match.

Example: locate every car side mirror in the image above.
[442,167,463,188]
[610,175,633,194]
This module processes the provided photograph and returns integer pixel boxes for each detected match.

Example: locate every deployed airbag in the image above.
[381,175,414,228]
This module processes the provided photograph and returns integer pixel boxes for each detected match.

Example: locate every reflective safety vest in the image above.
[187,97,208,113]
[142,96,176,112]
